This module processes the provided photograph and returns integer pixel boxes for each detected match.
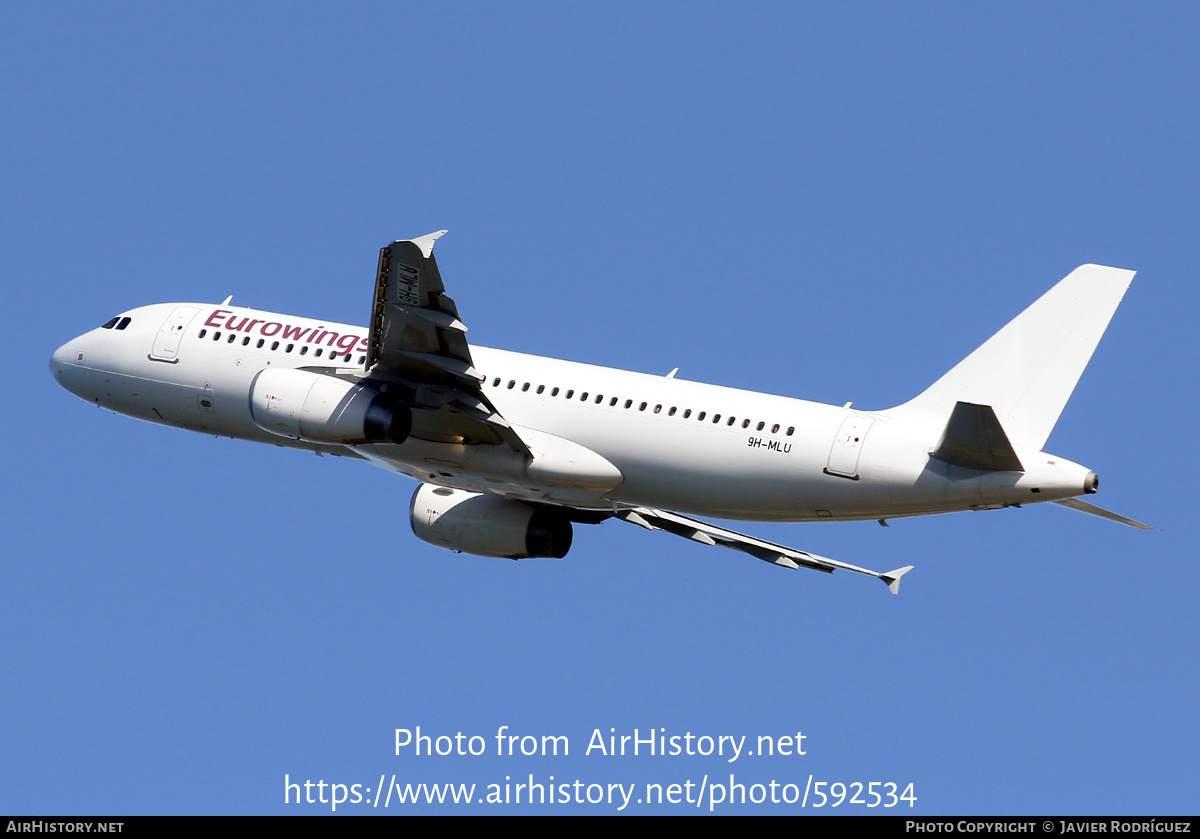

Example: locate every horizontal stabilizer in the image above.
[932,402,1023,472]
[1053,498,1155,530]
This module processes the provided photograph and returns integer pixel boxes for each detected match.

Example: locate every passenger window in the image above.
[227,334,235,343]
[358,356,365,365]
[771,424,780,433]
[742,419,750,428]
[786,427,795,436]
[522,383,530,392]
[757,421,765,431]
[609,397,618,406]
[654,404,662,414]
[638,402,647,411]
[713,414,721,423]
[271,341,280,350]
[286,344,294,353]
[213,332,221,340]
[257,339,264,348]
[624,399,632,408]
[595,395,603,404]
[198,329,207,338]
[243,337,251,346]
[537,385,545,394]
[683,409,692,419]
[727,416,736,426]
[552,388,560,397]
[314,347,322,356]
[493,378,501,387]
[507,380,516,389]
[300,345,308,355]
[698,412,706,421]
[668,407,677,416]
[566,390,574,399]
[580,392,588,401]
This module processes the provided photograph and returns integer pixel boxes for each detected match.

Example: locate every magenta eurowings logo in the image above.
[204,309,369,356]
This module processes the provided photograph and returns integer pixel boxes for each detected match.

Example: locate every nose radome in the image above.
[50,341,73,381]
[50,339,86,392]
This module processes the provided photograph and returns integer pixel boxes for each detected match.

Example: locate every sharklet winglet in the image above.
[882,565,915,595]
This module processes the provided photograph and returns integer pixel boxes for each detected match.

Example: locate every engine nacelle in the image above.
[410,483,573,559]
[249,368,410,444]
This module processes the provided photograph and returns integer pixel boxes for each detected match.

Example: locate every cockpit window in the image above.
[115,317,132,330]
[100,317,120,329]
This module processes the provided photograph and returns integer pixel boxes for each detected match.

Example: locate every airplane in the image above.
[49,232,1150,593]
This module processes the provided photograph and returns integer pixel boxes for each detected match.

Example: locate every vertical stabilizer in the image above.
[883,264,1135,450]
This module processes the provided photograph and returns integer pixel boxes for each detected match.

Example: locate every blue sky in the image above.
[4,3,1197,814]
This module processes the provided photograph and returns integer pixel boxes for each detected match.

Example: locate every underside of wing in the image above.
[365,232,528,454]
[616,507,914,594]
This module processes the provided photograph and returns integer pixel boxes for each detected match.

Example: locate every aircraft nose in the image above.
[50,341,73,380]
[50,338,89,396]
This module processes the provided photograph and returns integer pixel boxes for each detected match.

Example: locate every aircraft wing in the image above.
[366,232,528,453]
[615,507,914,594]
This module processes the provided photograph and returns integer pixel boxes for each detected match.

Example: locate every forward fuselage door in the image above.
[826,415,875,479]
[150,306,202,362]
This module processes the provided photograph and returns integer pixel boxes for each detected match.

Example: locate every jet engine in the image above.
[249,368,410,444]
[410,483,573,559]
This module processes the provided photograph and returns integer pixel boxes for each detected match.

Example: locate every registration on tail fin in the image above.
[884,264,1135,451]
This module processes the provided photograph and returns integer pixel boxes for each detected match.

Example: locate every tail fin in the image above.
[883,264,1135,450]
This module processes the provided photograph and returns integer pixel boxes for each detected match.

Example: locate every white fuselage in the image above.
[51,302,1096,523]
